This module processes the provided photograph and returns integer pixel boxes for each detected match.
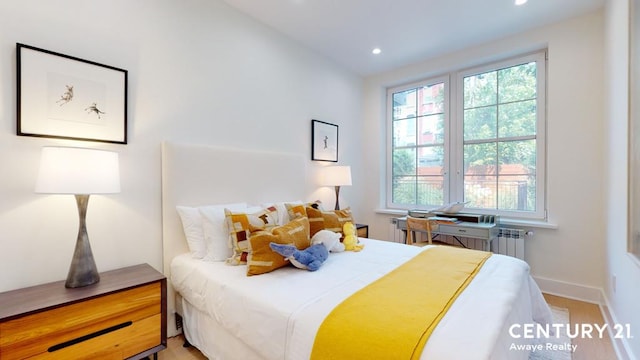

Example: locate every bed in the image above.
[161,141,553,360]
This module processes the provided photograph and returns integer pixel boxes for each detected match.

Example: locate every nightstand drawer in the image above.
[34,314,161,360]
[0,282,161,360]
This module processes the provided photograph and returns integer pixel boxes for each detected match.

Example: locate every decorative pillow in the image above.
[246,217,311,276]
[305,206,354,237]
[198,203,248,261]
[285,202,307,221]
[285,200,323,221]
[225,206,279,265]
[303,206,326,237]
[262,201,303,225]
[177,202,247,259]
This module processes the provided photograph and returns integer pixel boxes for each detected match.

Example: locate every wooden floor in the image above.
[543,293,618,360]
[158,336,207,360]
[159,294,618,360]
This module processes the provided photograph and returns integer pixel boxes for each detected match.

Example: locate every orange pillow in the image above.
[304,206,326,237]
[305,206,354,237]
[246,217,311,276]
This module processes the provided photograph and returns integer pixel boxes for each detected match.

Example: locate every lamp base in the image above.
[65,195,100,288]
[334,186,341,210]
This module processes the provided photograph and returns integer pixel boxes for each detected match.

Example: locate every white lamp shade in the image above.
[321,166,352,186]
[35,146,121,194]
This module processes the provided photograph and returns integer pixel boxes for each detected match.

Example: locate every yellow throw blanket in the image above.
[311,246,491,360]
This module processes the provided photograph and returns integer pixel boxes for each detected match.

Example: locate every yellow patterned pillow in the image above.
[285,201,324,221]
[246,217,311,276]
[285,202,307,220]
[225,206,278,265]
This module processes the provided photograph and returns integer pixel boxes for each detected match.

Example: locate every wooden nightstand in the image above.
[356,223,369,238]
[0,264,167,360]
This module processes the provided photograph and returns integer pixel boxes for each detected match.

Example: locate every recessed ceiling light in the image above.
[515,0,528,5]
[372,48,382,55]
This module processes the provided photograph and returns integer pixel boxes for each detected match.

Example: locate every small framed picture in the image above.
[17,43,128,144]
[311,119,338,162]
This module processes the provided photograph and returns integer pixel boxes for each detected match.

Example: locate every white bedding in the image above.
[171,239,552,360]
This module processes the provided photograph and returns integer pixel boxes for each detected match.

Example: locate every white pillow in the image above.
[176,206,207,258]
[199,203,247,261]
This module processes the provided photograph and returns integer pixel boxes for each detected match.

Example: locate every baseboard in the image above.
[532,275,604,304]
[600,297,637,360]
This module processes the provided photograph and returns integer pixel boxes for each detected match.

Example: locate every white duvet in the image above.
[171,239,552,360]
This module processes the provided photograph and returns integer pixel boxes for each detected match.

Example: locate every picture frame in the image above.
[17,43,128,144]
[311,119,338,162]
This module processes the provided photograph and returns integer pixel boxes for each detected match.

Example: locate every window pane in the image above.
[497,175,536,211]
[464,71,497,108]
[498,140,536,211]
[393,148,417,205]
[463,143,497,174]
[464,107,497,141]
[498,100,536,138]
[417,176,444,206]
[498,62,537,103]
[393,89,417,120]
[393,176,416,205]
[418,145,444,170]
[498,140,536,175]
[393,148,416,176]
[464,175,497,209]
[419,83,445,116]
[393,118,416,147]
[417,114,444,145]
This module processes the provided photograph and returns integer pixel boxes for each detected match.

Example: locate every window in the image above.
[387,52,546,220]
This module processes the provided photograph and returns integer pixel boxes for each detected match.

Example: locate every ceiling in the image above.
[221,0,605,76]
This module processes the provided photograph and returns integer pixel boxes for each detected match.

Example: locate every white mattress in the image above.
[171,239,552,360]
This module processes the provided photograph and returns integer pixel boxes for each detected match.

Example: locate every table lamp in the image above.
[321,165,352,210]
[35,146,120,288]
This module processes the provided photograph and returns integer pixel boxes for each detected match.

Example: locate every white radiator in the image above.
[389,218,405,243]
[491,228,525,260]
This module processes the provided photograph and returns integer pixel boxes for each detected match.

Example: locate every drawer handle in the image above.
[457,229,467,233]
[48,321,133,352]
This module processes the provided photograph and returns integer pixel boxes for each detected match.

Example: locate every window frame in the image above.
[386,75,451,209]
[386,51,547,220]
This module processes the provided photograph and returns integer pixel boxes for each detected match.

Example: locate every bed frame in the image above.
[161,141,309,336]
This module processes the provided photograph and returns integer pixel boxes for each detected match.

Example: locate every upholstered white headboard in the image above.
[161,141,308,335]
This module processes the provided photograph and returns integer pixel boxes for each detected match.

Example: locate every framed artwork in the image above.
[17,43,128,144]
[311,119,338,162]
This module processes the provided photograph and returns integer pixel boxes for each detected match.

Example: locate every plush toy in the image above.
[312,229,345,253]
[269,230,344,271]
[342,222,364,252]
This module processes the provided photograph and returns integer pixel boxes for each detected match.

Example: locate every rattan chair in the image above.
[405,216,437,246]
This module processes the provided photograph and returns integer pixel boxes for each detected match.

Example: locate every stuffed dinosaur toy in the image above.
[342,222,364,252]
[269,230,343,271]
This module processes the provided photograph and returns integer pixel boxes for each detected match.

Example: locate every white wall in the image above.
[360,12,607,300]
[0,0,363,292]
[604,0,640,358]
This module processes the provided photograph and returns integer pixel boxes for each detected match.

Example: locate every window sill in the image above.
[374,208,558,229]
